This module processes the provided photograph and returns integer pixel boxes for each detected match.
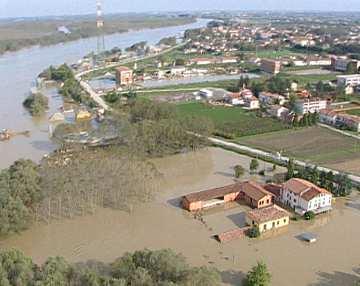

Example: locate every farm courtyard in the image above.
[236,126,360,175]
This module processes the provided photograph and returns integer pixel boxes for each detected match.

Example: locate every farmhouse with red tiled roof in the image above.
[281,178,333,215]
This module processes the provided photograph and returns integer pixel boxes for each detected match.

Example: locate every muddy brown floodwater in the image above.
[1,147,360,286]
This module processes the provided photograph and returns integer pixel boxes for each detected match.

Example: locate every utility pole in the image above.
[96,0,105,55]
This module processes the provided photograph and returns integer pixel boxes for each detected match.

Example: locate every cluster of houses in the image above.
[320,109,360,132]
[182,178,333,242]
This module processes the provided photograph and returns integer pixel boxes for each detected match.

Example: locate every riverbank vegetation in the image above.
[0,248,221,285]
[22,92,49,116]
[41,64,94,105]
[0,15,196,55]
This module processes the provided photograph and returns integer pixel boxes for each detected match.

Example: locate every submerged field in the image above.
[236,126,360,175]
[1,147,360,286]
[176,102,290,138]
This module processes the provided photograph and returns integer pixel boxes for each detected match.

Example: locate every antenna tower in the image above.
[96,0,105,54]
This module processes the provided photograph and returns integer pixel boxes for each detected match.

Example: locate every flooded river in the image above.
[1,147,359,286]
[0,18,209,169]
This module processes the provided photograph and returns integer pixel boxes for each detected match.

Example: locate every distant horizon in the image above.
[1,0,360,19]
[1,9,360,21]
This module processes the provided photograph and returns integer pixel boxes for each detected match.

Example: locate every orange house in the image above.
[238,181,274,209]
[182,181,274,212]
[182,184,240,212]
[115,66,133,86]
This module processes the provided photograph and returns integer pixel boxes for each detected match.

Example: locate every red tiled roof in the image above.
[284,178,331,201]
[247,205,289,223]
[183,184,239,203]
[263,183,282,198]
[240,181,274,201]
[116,66,131,72]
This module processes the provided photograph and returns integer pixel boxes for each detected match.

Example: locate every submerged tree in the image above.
[245,261,271,286]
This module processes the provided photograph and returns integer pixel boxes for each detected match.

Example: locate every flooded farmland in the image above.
[1,147,360,286]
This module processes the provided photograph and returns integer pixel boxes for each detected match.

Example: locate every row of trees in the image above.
[125,99,213,157]
[292,112,319,127]
[0,248,220,286]
[286,159,353,197]
[0,248,272,286]
[40,64,84,103]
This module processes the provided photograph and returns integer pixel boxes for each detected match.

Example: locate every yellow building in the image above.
[246,205,290,233]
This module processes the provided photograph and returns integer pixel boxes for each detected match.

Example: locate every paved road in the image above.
[76,40,189,78]
[75,41,190,111]
[209,137,360,186]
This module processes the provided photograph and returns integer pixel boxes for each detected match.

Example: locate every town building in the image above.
[199,88,231,101]
[243,96,260,110]
[331,57,360,72]
[268,105,289,119]
[336,113,360,132]
[337,74,360,87]
[246,205,290,233]
[170,66,186,76]
[259,92,286,106]
[295,98,327,115]
[260,59,281,74]
[189,58,215,65]
[280,178,333,215]
[115,66,133,86]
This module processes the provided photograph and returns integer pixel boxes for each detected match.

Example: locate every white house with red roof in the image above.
[281,178,333,215]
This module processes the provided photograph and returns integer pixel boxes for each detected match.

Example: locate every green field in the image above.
[236,126,360,175]
[176,102,290,138]
[346,109,360,116]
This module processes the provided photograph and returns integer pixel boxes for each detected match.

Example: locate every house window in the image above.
[284,219,287,223]
[293,198,296,203]
[266,199,270,204]
[277,221,280,225]
[272,222,275,228]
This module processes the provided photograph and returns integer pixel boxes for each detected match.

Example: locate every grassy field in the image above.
[236,126,360,175]
[278,73,337,85]
[346,109,360,116]
[176,102,290,138]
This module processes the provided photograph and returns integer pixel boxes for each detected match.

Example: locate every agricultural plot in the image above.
[236,126,360,175]
[176,102,290,138]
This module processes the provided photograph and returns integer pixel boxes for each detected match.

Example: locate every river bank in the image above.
[1,147,359,286]
[0,18,210,169]
[0,15,196,55]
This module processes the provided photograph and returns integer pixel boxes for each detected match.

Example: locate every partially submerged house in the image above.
[246,205,290,233]
[182,181,274,212]
[239,181,274,209]
[281,178,333,215]
[182,184,240,211]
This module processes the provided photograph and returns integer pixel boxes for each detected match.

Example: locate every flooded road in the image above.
[1,147,359,286]
[0,18,209,169]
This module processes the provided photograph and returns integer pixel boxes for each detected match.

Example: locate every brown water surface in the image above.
[1,148,359,285]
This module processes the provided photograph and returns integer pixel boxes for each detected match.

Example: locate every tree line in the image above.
[286,159,353,197]
[0,248,272,286]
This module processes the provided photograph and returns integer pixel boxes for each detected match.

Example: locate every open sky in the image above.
[0,0,360,18]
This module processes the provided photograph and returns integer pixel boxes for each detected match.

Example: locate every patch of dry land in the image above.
[1,147,360,286]
[236,126,360,176]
